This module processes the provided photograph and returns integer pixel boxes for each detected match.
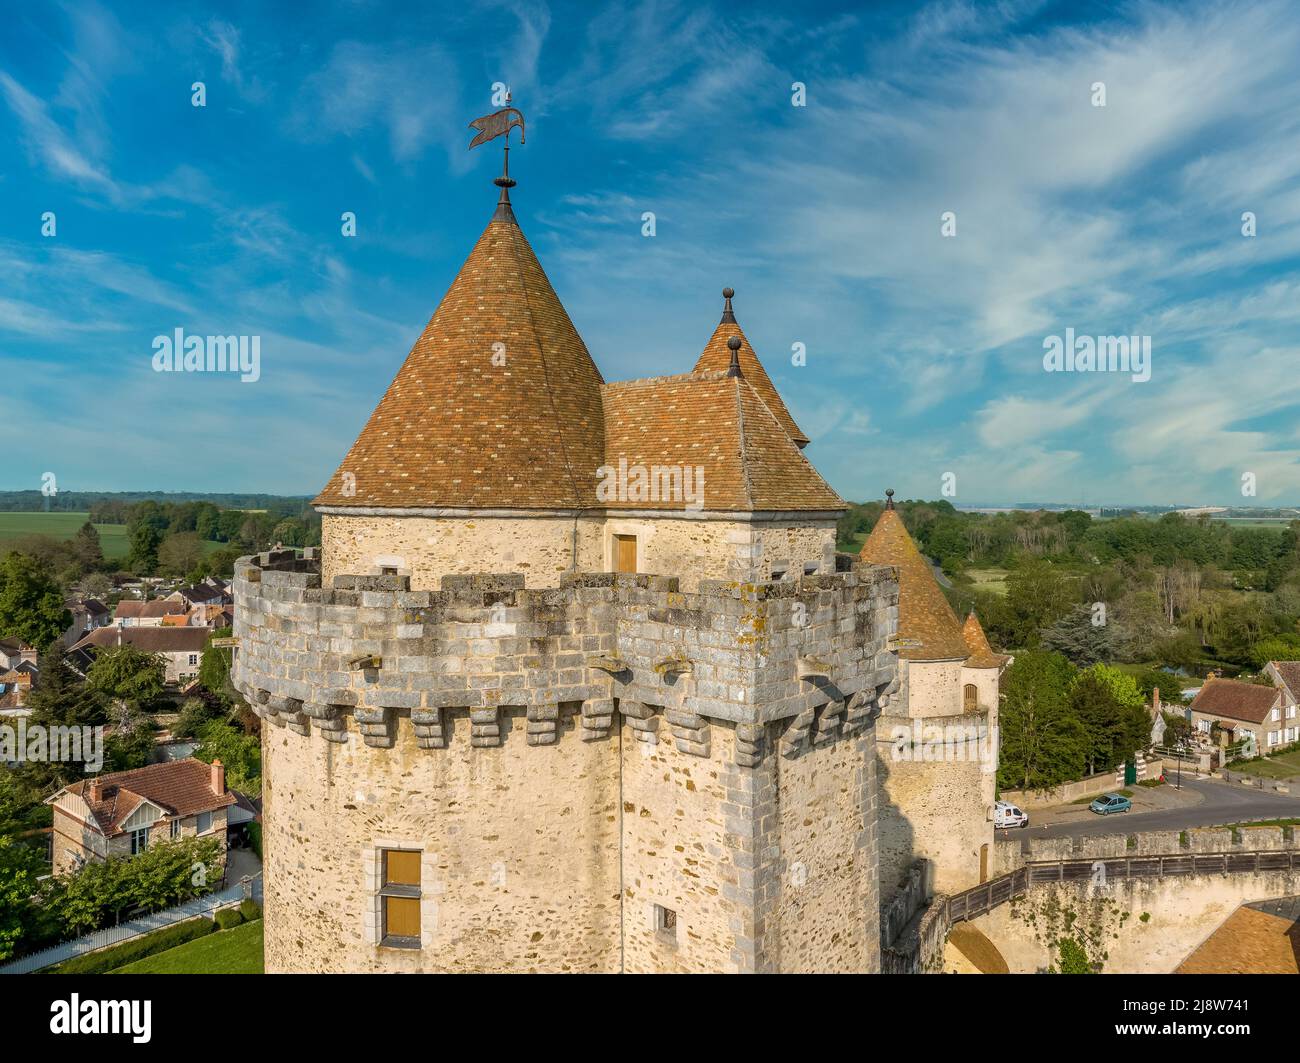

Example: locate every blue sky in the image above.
[3,0,1300,506]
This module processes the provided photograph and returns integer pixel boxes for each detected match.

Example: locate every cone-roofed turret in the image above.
[962,610,1009,669]
[692,289,810,448]
[858,490,969,661]
[315,171,606,510]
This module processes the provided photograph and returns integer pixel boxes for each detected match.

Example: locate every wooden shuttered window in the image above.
[380,849,422,948]
[614,534,637,574]
[963,684,979,712]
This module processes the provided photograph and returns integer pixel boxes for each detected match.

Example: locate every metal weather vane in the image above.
[469,92,525,207]
[467,102,525,150]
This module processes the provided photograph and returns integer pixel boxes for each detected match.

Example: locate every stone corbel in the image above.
[411,707,446,749]
[470,707,500,748]
[580,698,615,741]
[526,704,559,746]
[665,707,710,757]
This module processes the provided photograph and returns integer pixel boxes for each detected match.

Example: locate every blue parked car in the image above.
[1089,793,1132,815]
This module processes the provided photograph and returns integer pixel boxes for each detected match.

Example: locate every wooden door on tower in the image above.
[614,534,637,574]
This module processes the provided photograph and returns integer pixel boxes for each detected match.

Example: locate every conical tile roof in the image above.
[692,294,809,448]
[962,611,1008,669]
[315,203,606,509]
[858,501,969,661]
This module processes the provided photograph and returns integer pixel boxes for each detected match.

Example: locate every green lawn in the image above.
[111,919,263,974]
[1226,748,1300,780]
[0,510,225,561]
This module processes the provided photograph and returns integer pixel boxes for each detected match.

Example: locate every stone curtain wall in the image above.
[233,549,899,973]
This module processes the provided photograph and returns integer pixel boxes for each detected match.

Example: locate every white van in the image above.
[994,801,1029,829]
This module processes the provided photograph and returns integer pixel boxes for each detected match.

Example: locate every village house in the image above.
[61,598,111,645]
[46,758,234,875]
[1187,676,1292,755]
[167,578,231,609]
[113,599,188,627]
[68,626,210,685]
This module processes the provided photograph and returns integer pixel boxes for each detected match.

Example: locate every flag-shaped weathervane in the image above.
[468,101,525,150]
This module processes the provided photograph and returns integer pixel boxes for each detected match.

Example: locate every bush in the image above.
[246,822,262,860]
[239,899,262,922]
[214,908,244,931]
[49,917,215,975]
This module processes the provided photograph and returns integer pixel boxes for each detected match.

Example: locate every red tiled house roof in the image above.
[71,626,210,654]
[1188,677,1280,726]
[62,758,233,838]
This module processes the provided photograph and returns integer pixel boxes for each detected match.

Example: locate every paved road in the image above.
[1001,777,1300,842]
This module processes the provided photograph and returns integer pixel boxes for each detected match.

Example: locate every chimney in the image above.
[1152,687,1160,714]
[210,758,225,794]
[88,777,102,803]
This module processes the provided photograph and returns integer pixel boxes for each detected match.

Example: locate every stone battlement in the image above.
[232,549,901,759]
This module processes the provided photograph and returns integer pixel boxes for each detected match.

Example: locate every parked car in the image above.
[994,800,1029,828]
[1089,793,1132,815]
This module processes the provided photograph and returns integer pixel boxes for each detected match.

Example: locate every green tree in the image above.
[18,649,108,790]
[998,650,1086,791]
[157,532,205,577]
[126,522,161,574]
[0,771,45,960]
[0,551,71,650]
[1041,605,1116,666]
[198,627,235,700]
[1053,936,1094,974]
[1003,560,1075,648]
[85,645,166,710]
[71,521,104,573]
[193,718,261,795]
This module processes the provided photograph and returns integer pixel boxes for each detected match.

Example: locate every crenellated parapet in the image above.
[231,549,900,763]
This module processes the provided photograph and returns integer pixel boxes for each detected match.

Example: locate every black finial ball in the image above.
[727,335,742,352]
[885,488,894,498]
[723,287,734,300]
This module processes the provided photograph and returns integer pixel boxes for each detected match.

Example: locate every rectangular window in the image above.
[380,566,398,576]
[188,654,199,666]
[614,534,637,574]
[170,819,181,840]
[380,849,422,948]
[130,828,149,855]
[1271,708,1280,722]
[654,903,677,941]
[196,811,213,835]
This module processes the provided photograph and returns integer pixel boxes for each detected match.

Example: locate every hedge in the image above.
[48,917,216,975]
[214,908,244,931]
[247,822,262,859]
[239,899,262,922]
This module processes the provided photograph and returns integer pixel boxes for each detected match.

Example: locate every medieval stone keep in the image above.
[232,155,1005,972]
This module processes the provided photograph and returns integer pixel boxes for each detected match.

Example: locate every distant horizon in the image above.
[1,486,1298,514]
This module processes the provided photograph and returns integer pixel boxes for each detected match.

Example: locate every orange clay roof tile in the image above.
[962,611,1009,669]
[693,318,809,446]
[858,507,969,661]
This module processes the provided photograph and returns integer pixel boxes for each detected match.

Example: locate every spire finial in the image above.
[726,334,743,378]
[468,98,526,219]
[721,287,736,324]
[884,488,895,510]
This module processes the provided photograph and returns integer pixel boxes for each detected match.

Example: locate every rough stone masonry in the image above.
[233,548,900,972]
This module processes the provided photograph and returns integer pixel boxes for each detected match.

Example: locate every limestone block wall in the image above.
[321,512,605,590]
[323,512,837,594]
[876,708,994,900]
[232,549,900,974]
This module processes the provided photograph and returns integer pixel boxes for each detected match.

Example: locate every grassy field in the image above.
[965,567,1010,596]
[112,919,264,974]
[0,511,224,561]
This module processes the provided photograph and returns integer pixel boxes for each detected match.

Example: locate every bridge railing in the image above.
[945,848,1300,925]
